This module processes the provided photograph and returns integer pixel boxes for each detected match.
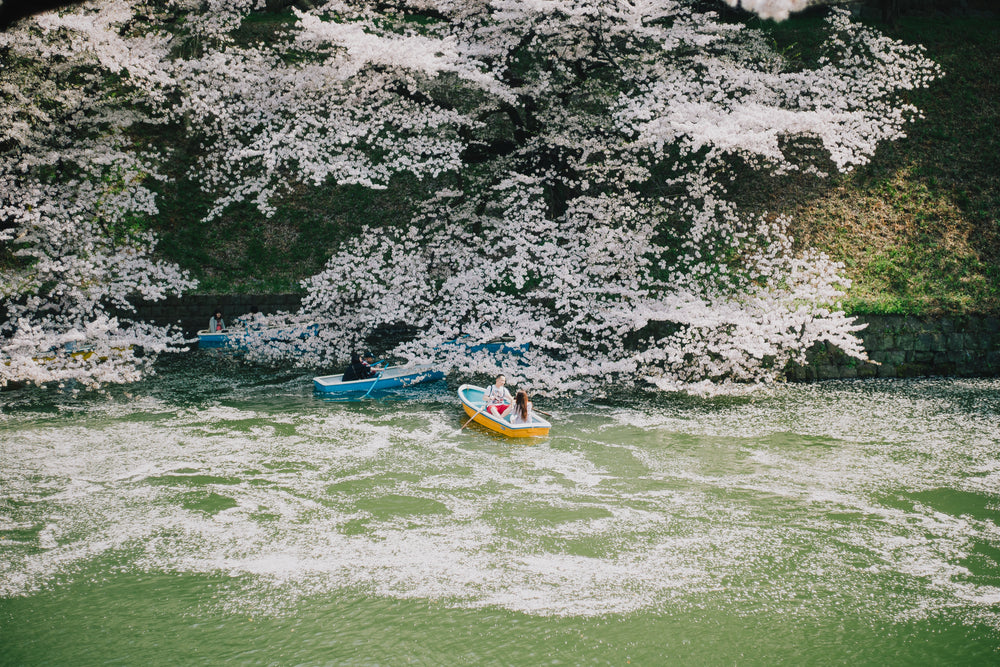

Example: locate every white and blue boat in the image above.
[441,335,529,356]
[196,329,231,348]
[198,323,319,350]
[313,364,444,394]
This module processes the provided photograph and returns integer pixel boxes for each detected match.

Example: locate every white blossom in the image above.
[1,1,940,393]
[724,0,810,22]
[1,2,195,388]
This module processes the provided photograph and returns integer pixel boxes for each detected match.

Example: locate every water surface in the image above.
[2,354,998,664]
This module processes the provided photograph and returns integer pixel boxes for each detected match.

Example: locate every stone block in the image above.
[968,334,990,351]
[946,333,967,349]
[786,365,814,382]
[898,363,931,378]
[886,351,907,365]
[858,315,882,331]
[947,350,969,364]
[861,332,883,349]
[857,363,879,379]
[868,350,890,364]
[818,365,840,380]
[986,350,1000,370]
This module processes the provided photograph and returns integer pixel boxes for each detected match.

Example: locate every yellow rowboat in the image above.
[458,384,551,438]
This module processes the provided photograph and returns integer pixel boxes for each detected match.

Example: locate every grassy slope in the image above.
[152,16,999,314]
[752,16,1000,315]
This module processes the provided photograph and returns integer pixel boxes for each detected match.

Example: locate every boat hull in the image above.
[198,324,320,350]
[197,330,229,348]
[458,384,550,438]
[441,336,530,356]
[313,364,444,394]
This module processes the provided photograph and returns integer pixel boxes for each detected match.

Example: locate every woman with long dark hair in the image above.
[507,389,533,424]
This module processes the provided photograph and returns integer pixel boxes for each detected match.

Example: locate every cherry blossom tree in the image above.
[224,0,936,393]
[1,0,940,393]
[1,1,195,389]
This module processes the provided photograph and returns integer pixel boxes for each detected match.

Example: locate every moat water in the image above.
[2,354,998,664]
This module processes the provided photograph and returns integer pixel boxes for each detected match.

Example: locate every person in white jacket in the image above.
[208,309,225,332]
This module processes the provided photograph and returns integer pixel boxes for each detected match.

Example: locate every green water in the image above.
[2,354,998,665]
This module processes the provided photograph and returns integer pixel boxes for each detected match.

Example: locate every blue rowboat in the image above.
[458,384,551,438]
[313,364,444,394]
[441,335,529,356]
[198,323,319,350]
[197,329,231,348]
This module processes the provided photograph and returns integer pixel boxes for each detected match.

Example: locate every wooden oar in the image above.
[461,403,490,430]
[534,408,552,417]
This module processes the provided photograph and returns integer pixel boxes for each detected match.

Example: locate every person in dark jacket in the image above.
[342,352,376,382]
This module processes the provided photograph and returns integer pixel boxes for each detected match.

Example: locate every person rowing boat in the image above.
[484,374,513,417]
[342,351,377,382]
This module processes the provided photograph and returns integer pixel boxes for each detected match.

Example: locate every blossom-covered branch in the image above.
[1,0,195,388]
[1,1,940,393]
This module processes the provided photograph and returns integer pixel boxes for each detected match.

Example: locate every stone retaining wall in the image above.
[787,314,1000,381]
[133,293,303,337]
[135,295,1000,381]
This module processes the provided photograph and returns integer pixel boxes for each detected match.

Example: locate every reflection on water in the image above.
[1,353,998,663]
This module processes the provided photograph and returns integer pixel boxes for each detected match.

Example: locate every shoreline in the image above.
[129,294,1000,382]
